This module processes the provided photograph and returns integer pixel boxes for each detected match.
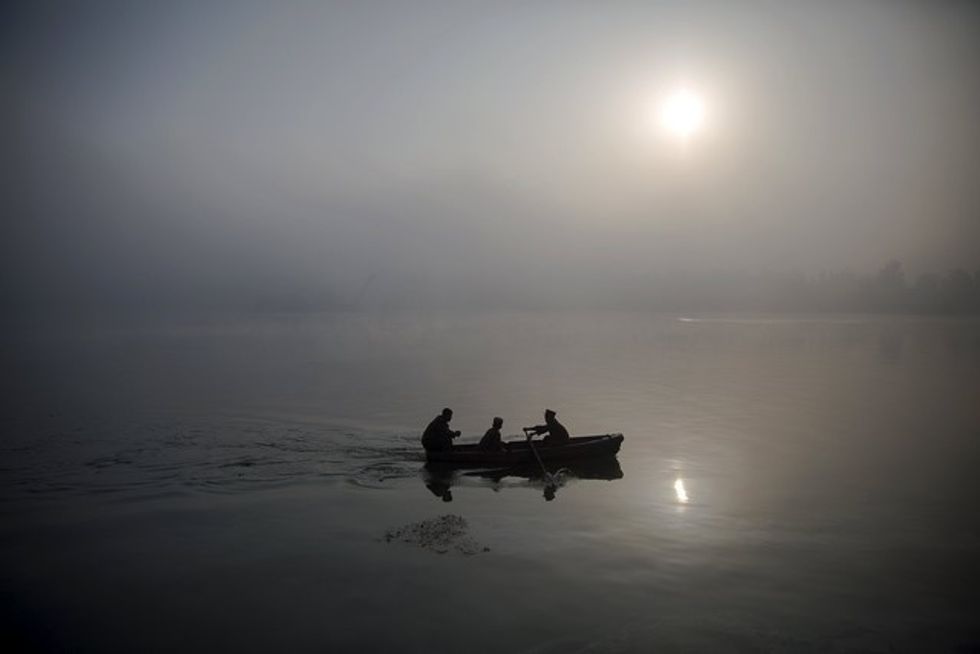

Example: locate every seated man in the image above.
[478,416,505,451]
[421,407,461,451]
[527,409,570,445]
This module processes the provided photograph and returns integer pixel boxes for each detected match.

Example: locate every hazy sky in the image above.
[3,1,979,311]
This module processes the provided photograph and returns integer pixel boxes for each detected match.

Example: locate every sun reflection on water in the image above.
[674,478,689,504]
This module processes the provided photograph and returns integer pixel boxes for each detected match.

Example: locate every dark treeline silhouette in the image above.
[644,261,980,315]
[4,258,978,316]
[246,261,977,315]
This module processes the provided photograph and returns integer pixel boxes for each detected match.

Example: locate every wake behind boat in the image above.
[424,433,625,465]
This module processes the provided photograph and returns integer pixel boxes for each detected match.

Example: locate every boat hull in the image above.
[424,433,624,465]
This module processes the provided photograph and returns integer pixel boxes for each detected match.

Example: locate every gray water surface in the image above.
[2,312,979,652]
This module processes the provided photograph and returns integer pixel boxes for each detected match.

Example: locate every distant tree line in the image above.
[6,258,975,316]
[830,261,980,315]
[643,261,980,315]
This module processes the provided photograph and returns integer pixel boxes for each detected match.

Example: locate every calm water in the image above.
[2,312,979,652]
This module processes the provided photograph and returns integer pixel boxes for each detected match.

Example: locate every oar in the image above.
[523,427,558,492]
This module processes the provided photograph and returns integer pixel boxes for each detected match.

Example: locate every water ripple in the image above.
[0,413,419,503]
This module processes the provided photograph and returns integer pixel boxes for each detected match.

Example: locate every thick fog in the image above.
[3,1,979,313]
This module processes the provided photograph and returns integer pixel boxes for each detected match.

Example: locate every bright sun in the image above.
[659,89,706,140]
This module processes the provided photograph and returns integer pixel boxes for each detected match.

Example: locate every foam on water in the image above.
[383,514,489,555]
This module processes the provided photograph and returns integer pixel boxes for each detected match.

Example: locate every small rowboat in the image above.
[424,433,624,465]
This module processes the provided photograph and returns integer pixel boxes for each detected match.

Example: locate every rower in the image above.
[479,416,504,451]
[421,408,461,451]
[526,409,570,446]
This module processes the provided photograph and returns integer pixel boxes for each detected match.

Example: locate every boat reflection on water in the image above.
[422,457,624,502]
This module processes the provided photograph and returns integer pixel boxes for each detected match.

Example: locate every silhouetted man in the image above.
[421,407,461,451]
[528,409,570,445]
[479,416,504,451]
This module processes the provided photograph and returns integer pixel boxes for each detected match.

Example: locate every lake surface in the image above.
[2,312,979,652]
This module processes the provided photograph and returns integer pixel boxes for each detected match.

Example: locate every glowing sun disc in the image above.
[659,89,706,139]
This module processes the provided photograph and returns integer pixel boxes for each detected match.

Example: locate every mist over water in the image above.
[3,1,980,314]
